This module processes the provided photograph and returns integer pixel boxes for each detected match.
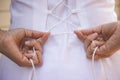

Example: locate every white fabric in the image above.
[0,0,120,80]
[92,46,99,80]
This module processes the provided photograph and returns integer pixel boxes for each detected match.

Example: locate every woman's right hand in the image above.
[0,28,50,66]
[74,22,120,60]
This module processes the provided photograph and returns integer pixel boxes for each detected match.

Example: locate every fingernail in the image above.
[94,32,98,35]
[47,32,51,35]
[74,30,79,33]
[25,41,30,44]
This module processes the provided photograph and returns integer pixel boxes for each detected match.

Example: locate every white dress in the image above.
[0,0,120,80]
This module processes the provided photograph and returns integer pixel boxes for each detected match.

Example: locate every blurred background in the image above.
[0,0,120,30]
[0,0,11,30]
[115,0,120,20]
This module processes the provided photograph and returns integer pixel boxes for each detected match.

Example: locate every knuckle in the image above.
[17,61,24,67]
[40,49,43,53]
[87,51,92,59]
[39,61,43,66]
[87,54,92,59]
[94,56,100,60]
[96,52,110,59]
[103,53,111,58]
[34,60,43,66]
[38,47,43,53]
[29,39,37,46]
[32,40,38,45]
[2,36,12,46]
[18,28,25,32]
[17,59,28,67]
[37,58,43,66]
[37,39,42,45]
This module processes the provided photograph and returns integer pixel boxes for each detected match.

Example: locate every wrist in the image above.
[0,29,3,37]
[0,29,7,53]
[0,29,6,38]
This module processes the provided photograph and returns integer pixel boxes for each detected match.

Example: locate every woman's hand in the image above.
[74,22,120,60]
[0,28,50,66]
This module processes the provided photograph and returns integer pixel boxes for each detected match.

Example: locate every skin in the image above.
[0,28,50,67]
[74,22,120,60]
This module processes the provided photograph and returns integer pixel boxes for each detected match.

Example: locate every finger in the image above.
[33,51,43,66]
[25,39,43,65]
[25,40,42,54]
[17,50,40,67]
[74,30,86,42]
[29,50,42,66]
[37,32,50,46]
[87,41,97,59]
[19,55,32,67]
[87,40,104,59]
[24,29,49,39]
[23,50,42,66]
[84,33,98,50]
[25,40,41,51]
[80,26,102,35]
[24,53,34,59]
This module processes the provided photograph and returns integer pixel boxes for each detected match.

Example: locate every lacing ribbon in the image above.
[47,0,83,34]
[29,0,86,80]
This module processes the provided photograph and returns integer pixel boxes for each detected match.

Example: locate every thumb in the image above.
[74,30,86,42]
[24,29,49,39]
[37,32,50,46]
[74,26,101,40]
[84,33,98,50]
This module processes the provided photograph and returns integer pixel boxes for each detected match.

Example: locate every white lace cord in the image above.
[92,46,99,80]
[51,32,74,36]
[51,0,64,12]
[47,0,83,35]
[51,14,79,28]
[49,2,81,29]
[29,47,38,80]
[48,13,72,31]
